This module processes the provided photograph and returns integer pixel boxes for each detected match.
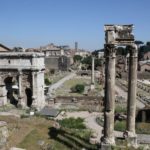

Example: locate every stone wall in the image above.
[0,52,45,109]
[54,96,103,111]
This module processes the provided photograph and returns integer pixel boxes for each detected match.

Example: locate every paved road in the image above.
[48,72,76,97]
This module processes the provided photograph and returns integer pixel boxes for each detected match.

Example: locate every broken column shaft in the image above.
[102,44,116,144]
[127,45,138,137]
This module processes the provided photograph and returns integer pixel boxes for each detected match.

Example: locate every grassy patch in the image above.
[115,105,127,114]
[59,117,86,129]
[114,121,126,132]
[55,77,90,96]
[136,122,150,134]
[18,129,41,149]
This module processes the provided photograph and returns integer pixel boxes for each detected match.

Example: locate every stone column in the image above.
[17,71,24,107]
[124,55,128,71]
[126,44,138,141]
[31,71,37,108]
[102,44,116,145]
[90,57,95,90]
[91,56,95,84]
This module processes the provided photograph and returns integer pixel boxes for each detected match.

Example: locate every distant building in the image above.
[40,43,64,57]
[75,49,91,57]
[45,55,70,73]
[75,42,78,51]
[138,60,150,72]
[143,51,150,60]
[98,51,104,58]
[0,44,11,52]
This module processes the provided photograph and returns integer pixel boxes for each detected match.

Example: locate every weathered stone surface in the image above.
[127,44,138,136]
[102,44,116,144]
[0,121,9,149]
[0,52,45,110]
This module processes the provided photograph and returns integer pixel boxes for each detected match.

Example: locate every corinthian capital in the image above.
[128,44,138,57]
[104,44,116,58]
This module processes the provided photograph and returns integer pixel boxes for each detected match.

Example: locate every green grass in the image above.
[55,77,90,96]
[114,121,126,132]
[18,129,41,149]
[136,123,150,134]
[115,105,127,113]
[59,117,86,129]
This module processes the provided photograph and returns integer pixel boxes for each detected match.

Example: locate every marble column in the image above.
[91,56,95,84]
[17,71,24,107]
[102,44,116,145]
[31,71,37,108]
[127,44,138,139]
[90,56,95,90]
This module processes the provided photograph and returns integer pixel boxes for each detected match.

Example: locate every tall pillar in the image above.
[126,44,138,142]
[17,71,24,107]
[32,71,37,108]
[91,56,95,84]
[102,44,116,145]
[124,55,128,71]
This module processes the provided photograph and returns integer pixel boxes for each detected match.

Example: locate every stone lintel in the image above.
[0,52,44,58]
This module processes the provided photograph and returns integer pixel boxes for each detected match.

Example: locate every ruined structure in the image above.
[0,52,45,110]
[102,25,138,146]
[90,56,95,90]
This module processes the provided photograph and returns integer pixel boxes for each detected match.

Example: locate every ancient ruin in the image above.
[0,52,45,110]
[101,25,138,146]
[90,56,95,90]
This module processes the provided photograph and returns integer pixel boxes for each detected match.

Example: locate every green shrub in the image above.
[71,84,85,93]
[114,121,126,131]
[44,78,51,85]
[59,117,86,129]
[115,105,126,113]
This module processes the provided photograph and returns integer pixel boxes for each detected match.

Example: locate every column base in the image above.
[101,143,112,150]
[90,84,95,90]
[123,131,137,147]
[101,136,115,145]
[17,97,26,109]
[101,137,115,150]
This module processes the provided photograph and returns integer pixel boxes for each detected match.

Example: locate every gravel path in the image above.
[48,72,76,96]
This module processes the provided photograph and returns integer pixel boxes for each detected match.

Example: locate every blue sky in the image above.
[0,0,150,51]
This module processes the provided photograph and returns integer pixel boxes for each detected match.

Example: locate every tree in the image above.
[135,40,144,46]
[74,84,85,93]
[73,55,83,63]
[92,49,104,57]
[71,84,85,93]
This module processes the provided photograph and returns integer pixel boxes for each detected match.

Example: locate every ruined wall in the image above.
[54,96,104,111]
[0,52,45,109]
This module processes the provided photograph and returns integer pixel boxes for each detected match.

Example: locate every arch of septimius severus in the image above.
[101,25,138,147]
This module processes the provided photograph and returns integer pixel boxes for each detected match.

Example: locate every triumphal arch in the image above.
[0,52,45,110]
[101,25,138,146]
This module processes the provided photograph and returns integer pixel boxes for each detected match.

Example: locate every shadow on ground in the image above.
[48,127,99,150]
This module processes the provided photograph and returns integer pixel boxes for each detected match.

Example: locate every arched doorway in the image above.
[4,76,18,106]
[25,88,32,107]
